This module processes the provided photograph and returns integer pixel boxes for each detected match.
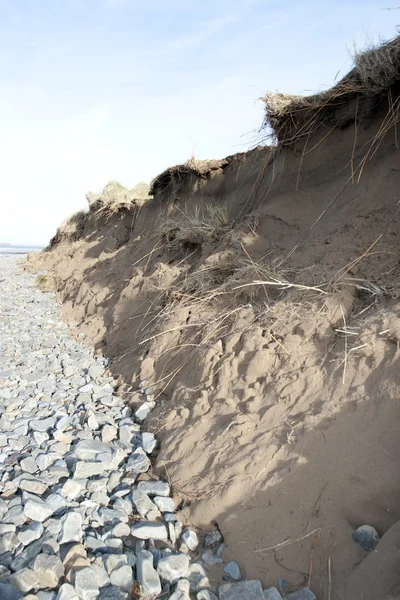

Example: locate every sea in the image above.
[0,245,43,256]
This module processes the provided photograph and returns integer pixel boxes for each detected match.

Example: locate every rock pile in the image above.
[0,256,318,599]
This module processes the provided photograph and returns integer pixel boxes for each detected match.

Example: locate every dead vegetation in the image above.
[86,181,151,214]
[35,274,57,292]
[263,34,400,143]
[161,203,232,248]
[150,157,229,195]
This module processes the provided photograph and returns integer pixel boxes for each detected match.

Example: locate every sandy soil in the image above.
[30,86,400,599]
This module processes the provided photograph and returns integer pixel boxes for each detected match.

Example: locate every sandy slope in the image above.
[30,77,400,598]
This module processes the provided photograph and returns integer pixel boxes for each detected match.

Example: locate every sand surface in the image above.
[30,81,400,599]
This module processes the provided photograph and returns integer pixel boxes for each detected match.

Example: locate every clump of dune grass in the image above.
[353,36,400,93]
[263,34,400,144]
[87,181,151,214]
[161,203,232,248]
[35,274,57,292]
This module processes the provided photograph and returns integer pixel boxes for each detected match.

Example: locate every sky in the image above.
[0,0,398,245]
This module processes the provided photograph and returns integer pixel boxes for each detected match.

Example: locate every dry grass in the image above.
[87,181,151,214]
[161,203,232,248]
[354,37,400,93]
[263,34,400,143]
[35,274,57,292]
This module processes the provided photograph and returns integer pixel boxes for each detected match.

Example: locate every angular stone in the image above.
[141,432,156,453]
[73,440,113,461]
[169,579,191,600]
[29,417,56,432]
[219,580,265,600]
[101,425,117,443]
[3,505,26,527]
[136,550,162,597]
[24,497,53,522]
[137,480,170,497]
[264,588,284,600]
[72,567,99,600]
[18,476,47,495]
[73,461,107,478]
[181,528,198,551]
[197,591,219,600]
[32,554,64,589]
[131,490,157,516]
[98,587,128,600]
[56,583,79,600]
[0,531,19,554]
[18,521,44,545]
[20,456,38,474]
[0,582,23,600]
[157,554,190,584]
[154,496,175,512]
[109,565,133,592]
[58,512,83,544]
[135,401,155,422]
[46,493,68,515]
[286,590,317,600]
[61,479,86,500]
[131,521,168,540]
[125,448,150,473]
[111,522,131,537]
[90,561,109,588]
[224,561,241,581]
[11,568,39,593]
[188,562,209,592]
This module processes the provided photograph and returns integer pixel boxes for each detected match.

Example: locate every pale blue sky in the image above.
[0,0,398,245]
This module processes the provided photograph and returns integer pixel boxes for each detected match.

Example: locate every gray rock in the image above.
[73,567,99,600]
[98,587,129,600]
[141,432,156,453]
[46,493,68,515]
[0,582,23,600]
[197,592,219,600]
[73,461,108,478]
[56,583,79,600]
[10,568,39,593]
[58,512,83,544]
[136,550,162,597]
[0,532,20,554]
[18,475,47,495]
[219,580,265,600]
[264,588,283,600]
[32,554,64,589]
[352,525,380,551]
[286,590,317,600]
[131,521,168,540]
[24,497,53,522]
[73,440,113,461]
[111,522,131,537]
[131,490,157,516]
[137,480,170,497]
[154,496,175,512]
[157,553,190,584]
[203,530,223,548]
[29,417,56,432]
[109,565,133,592]
[224,561,241,581]
[101,425,117,443]
[169,579,191,600]
[20,456,38,473]
[135,401,155,422]
[125,448,150,473]
[188,563,210,592]
[90,562,110,588]
[18,521,44,545]
[181,528,198,551]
